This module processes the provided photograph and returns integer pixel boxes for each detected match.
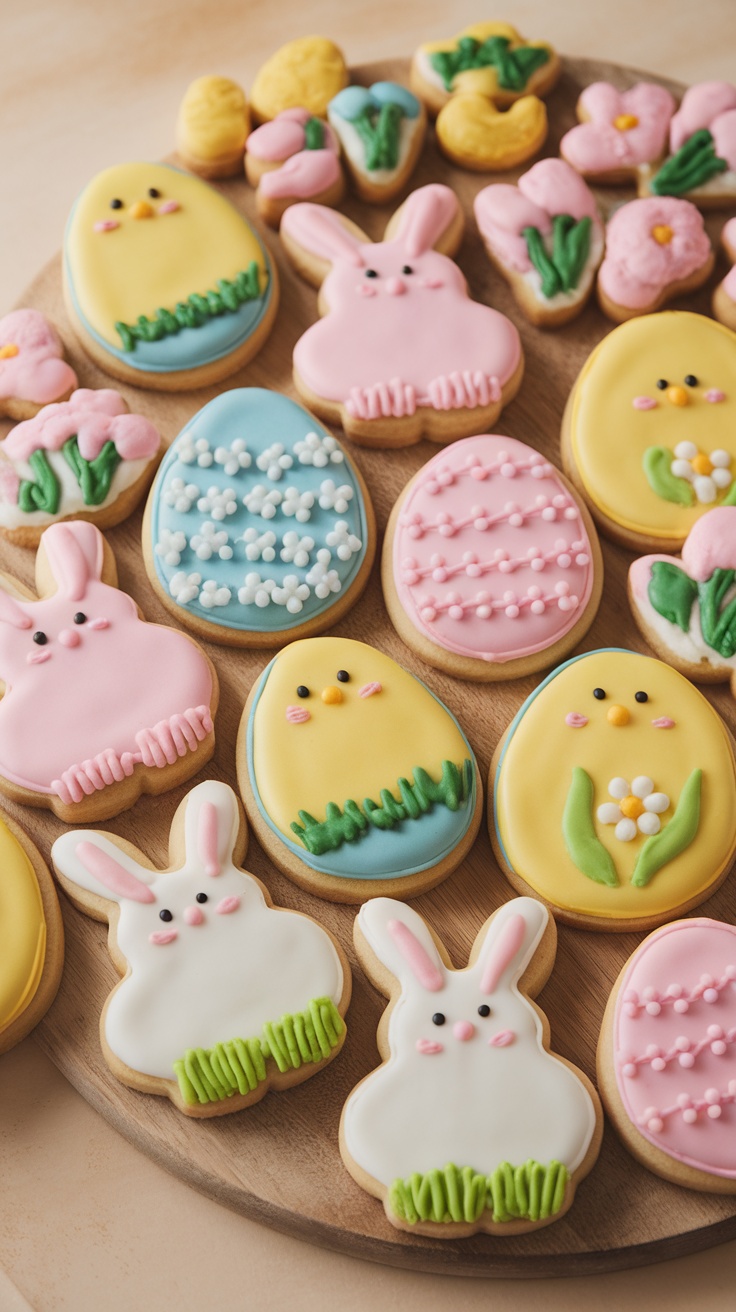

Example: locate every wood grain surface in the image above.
[6,56,735,1275]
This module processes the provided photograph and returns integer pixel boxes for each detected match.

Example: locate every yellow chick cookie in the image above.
[0,810,63,1054]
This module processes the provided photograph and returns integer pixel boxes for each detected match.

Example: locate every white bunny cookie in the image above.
[52,781,350,1117]
[341,896,601,1236]
[280,183,524,447]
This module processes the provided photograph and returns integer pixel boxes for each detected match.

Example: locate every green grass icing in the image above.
[389,1160,569,1225]
[651,129,727,196]
[429,35,549,94]
[523,214,592,299]
[115,262,263,352]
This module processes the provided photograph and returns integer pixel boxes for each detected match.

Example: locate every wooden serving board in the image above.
[8,55,736,1275]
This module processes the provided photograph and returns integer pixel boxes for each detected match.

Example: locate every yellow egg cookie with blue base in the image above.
[0,808,64,1054]
[490,648,736,931]
[237,636,482,902]
[411,22,560,117]
[63,161,278,391]
[562,312,736,552]
[250,37,348,124]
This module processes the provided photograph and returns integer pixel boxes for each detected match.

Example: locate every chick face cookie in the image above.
[245,110,344,227]
[327,82,426,203]
[411,22,560,117]
[63,162,278,391]
[0,310,77,421]
[52,781,349,1117]
[0,808,63,1055]
[250,37,348,123]
[640,81,736,207]
[597,198,713,322]
[491,648,736,931]
[144,388,375,647]
[238,636,482,902]
[560,82,675,185]
[176,76,250,179]
[562,312,736,552]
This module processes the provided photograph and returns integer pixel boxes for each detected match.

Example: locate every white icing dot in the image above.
[632,776,654,798]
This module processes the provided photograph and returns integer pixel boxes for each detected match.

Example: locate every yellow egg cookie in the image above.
[250,37,348,124]
[176,76,250,179]
[436,92,547,172]
[411,22,560,117]
[0,808,64,1055]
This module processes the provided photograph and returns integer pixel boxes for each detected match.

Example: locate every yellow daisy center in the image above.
[651,224,674,245]
[620,795,645,820]
[613,113,639,131]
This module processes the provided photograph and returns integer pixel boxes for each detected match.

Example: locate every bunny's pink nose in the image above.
[184,905,205,926]
[453,1021,475,1042]
[385,276,407,296]
[58,628,80,648]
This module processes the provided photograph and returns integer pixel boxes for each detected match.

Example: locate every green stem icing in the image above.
[563,767,619,887]
[389,1160,569,1226]
[18,449,60,514]
[115,262,263,352]
[643,446,694,506]
[523,215,592,299]
[648,563,736,659]
[631,769,702,888]
[429,35,549,93]
[62,436,122,506]
[352,102,403,171]
[290,759,473,856]
[651,129,728,196]
[304,116,325,150]
[721,481,736,507]
[648,560,698,633]
[173,996,344,1106]
[523,226,560,297]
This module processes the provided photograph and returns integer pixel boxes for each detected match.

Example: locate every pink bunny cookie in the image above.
[0,520,217,821]
[52,781,349,1117]
[713,216,736,330]
[597,196,713,322]
[245,109,344,227]
[280,183,523,447]
[560,82,675,185]
[341,895,601,1235]
[0,310,77,421]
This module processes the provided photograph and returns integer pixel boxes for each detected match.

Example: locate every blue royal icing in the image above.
[329,81,421,122]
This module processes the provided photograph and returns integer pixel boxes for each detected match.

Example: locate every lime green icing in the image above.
[651,129,728,196]
[18,449,60,514]
[389,1160,569,1225]
[115,262,263,352]
[631,768,702,888]
[643,446,695,506]
[563,767,618,887]
[429,35,549,94]
[523,215,592,299]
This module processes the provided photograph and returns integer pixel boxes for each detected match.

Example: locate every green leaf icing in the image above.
[351,101,403,171]
[643,446,694,506]
[18,449,60,514]
[651,129,728,196]
[523,215,592,299]
[648,561,699,632]
[173,996,344,1106]
[389,1160,569,1225]
[290,759,474,856]
[429,35,549,93]
[304,116,325,150]
[523,226,560,297]
[698,568,736,657]
[563,767,618,887]
[631,769,702,888]
[62,436,122,507]
[115,261,263,352]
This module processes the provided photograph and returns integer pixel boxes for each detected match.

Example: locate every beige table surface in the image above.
[3,2,736,1308]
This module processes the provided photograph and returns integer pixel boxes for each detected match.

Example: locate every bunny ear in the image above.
[179,781,241,879]
[474,898,549,996]
[281,203,367,268]
[0,587,32,630]
[40,521,104,601]
[357,898,446,993]
[52,831,155,906]
[388,184,461,258]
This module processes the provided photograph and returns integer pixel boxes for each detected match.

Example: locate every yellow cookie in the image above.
[436,93,548,172]
[250,37,348,123]
[0,808,64,1055]
[412,22,560,116]
[176,76,250,179]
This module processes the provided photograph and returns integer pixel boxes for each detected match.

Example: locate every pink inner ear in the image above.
[0,591,32,629]
[75,841,155,904]
[198,801,220,877]
[387,918,443,991]
[42,521,103,601]
[480,913,527,995]
[392,184,458,258]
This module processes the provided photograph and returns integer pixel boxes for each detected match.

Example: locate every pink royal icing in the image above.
[721,217,736,302]
[247,110,341,201]
[669,82,736,153]
[598,197,712,310]
[1,388,161,464]
[474,159,602,276]
[560,82,676,174]
[0,310,77,406]
[392,435,594,663]
[614,918,736,1177]
[680,505,736,581]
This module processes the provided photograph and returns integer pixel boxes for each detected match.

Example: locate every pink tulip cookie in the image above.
[0,310,77,422]
[713,216,736,330]
[474,159,604,326]
[383,434,603,681]
[560,82,675,184]
[280,183,523,447]
[599,916,736,1192]
[245,109,344,227]
[0,520,217,821]
[341,896,601,1235]
[52,781,349,1117]
[597,197,713,322]
[640,81,736,207]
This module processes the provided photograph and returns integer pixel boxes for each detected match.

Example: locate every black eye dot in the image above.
[110,198,123,210]
[159,909,173,922]
[432,1012,445,1026]
[685,375,698,387]
[365,269,378,278]
[402,265,413,275]
[195,892,208,904]
[336,669,350,683]
[635,690,649,703]
[32,631,47,645]
[73,612,87,625]
[296,685,309,698]
[477,1004,491,1018]
[593,687,606,700]
[148,187,161,199]
[656,378,668,390]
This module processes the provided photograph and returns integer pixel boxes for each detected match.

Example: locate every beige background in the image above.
[3,1,736,1307]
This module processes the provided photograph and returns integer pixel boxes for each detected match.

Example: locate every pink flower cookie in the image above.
[600,916,736,1192]
[641,82,736,207]
[713,216,736,330]
[245,109,344,227]
[280,183,523,447]
[383,434,602,681]
[0,519,217,821]
[560,82,675,183]
[597,197,713,322]
[474,159,604,326]
[0,310,77,421]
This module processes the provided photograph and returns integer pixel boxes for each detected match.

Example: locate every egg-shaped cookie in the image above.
[250,37,348,123]
[176,76,250,179]
[0,809,63,1054]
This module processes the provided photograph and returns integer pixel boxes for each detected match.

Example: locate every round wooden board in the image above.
[9,55,736,1276]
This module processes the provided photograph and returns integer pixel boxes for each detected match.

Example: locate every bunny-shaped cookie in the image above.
[341,896,601,1235]
[0,520,217,821]
[280,183,523,447]
[52,780,349,1117]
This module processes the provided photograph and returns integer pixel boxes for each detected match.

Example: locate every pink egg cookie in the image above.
[597,197,713,322]
[600,916,736,1192]
[245,109,344,227]
[640,81,736,207]
[383,434,602,681]
[0,310,77,422]
[560,82,675,184]
[713,216,736,330]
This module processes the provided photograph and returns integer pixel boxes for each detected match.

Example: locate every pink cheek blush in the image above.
[705,389,726,403]
[87,617,110,631]
[565,712,588,727]
[27,649,51,665]
[416,1038,444,1055]
[489,1029,516,1048]
[422,276,444,289]
[93,219,120,233]
[652,717,676,728]
[357,283,377,297]
[633,396,657,410]
[286,705,311,724]
[158,200,181,215]
[359,682,382,698]
[149,928,178,946]
[216,895,241,915]
[184,905,204,926]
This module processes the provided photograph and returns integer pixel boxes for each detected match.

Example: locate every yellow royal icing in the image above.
[436,92,548,167]
[0,816,46,1034]
[250,37,348,121]
[495,651,736,920]
[177,76,249,161]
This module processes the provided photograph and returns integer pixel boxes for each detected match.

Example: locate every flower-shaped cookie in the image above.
[597,776,670,841]
[560,83,675,183]
[598,197,713,321]
[645,81,736,204]
[0,310,77,421]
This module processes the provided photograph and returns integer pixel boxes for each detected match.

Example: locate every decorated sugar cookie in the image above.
[383,434,602,681]
[599,916,736,1192]
[560,82,675,185]
[341,896,601,1235]
[640,82,736,207]
[435,91,548,173]
[280,184,523,447]
[713,216,736,329]
[411,22,560,117]
[0,809,64,1055]
[491,648,736,930]
[144,389,374,647]
[327,82,426,202]
[238,636,482,902]
[0,520,217,821]
[63,162,278,390]
[52,781,349,1117]
[597,198,713,322]
[0,388,161,547]
[176,76,250,179]
[474,160,604,326]
[250,37,348,123]
[562,312,736,552]
[245,110,344,226]
[0,310,77,421]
